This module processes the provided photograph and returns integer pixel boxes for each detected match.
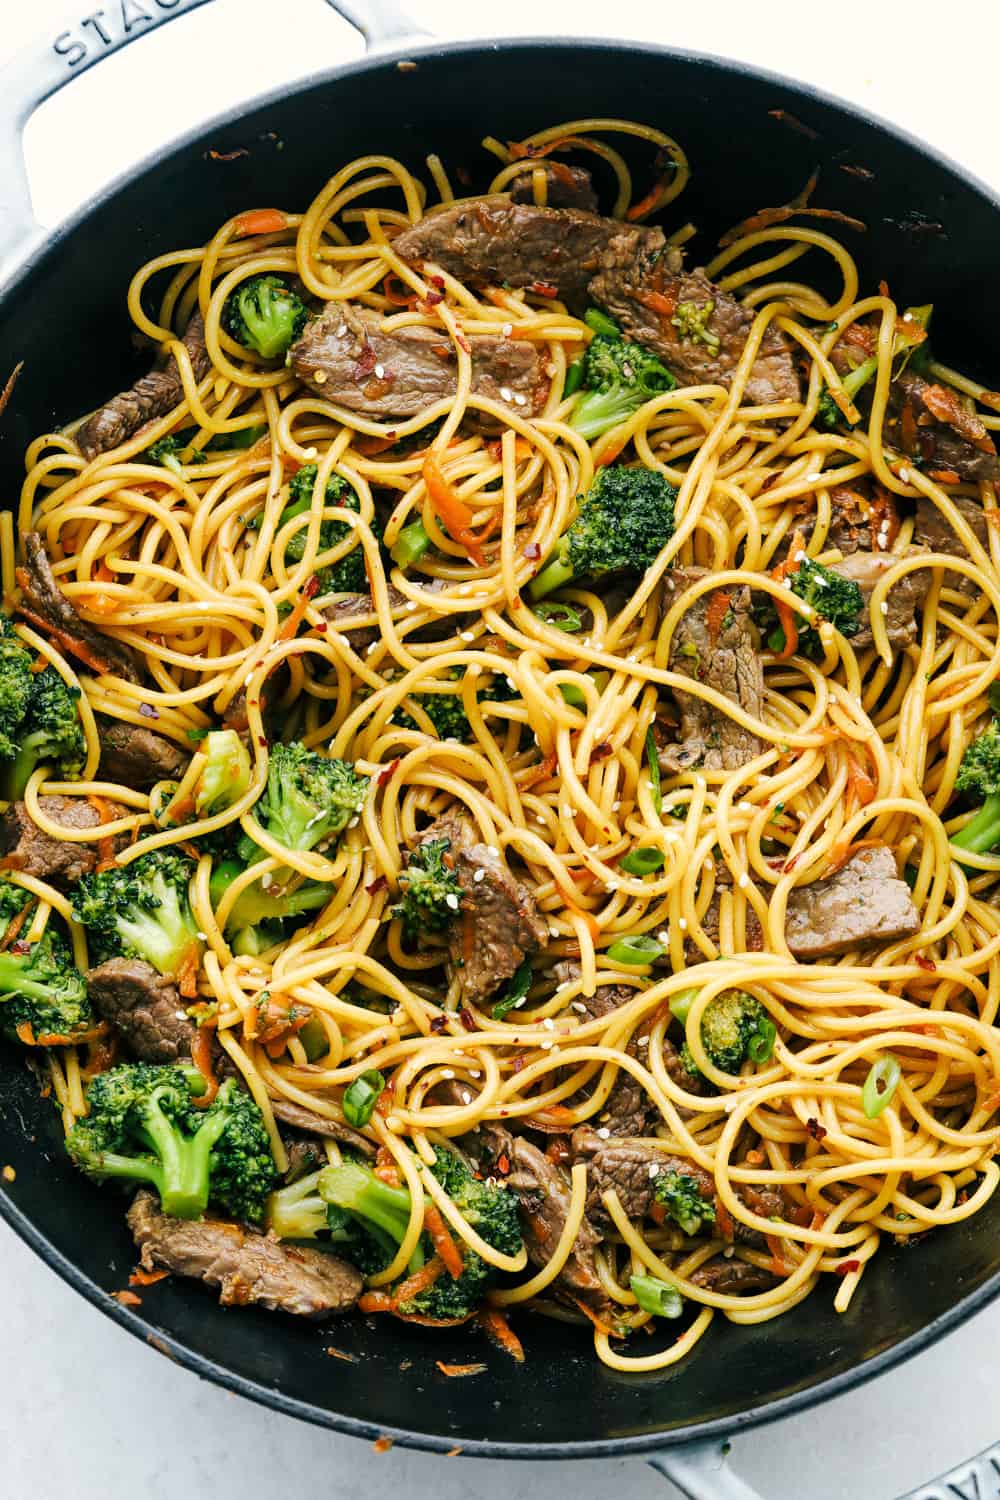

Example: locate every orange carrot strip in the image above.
[189,1020,219,1106]
[392,1256,445,1306]
[278,574,321,641]
[424,1203,465,1280]
[422,456,487,566]
[478,1307,525,1362]
[705,589,733,648]
[436,1362,487,1377]
[626,174,673,222]
[0,896,35,951]
[845,753,877,810]
[234,208,288,237]
[129,1267,170,1287]
[359,1291,397,1315]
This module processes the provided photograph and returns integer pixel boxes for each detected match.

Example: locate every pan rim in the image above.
[2,28,999,1459]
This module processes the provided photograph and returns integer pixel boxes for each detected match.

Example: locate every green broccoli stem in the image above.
[0,952,53,1004]
[131,1089,228,1218]
[266,1170,329,1239]
[527,552,575,602]
[951,792,1000,857]
[318,1160,413,1244]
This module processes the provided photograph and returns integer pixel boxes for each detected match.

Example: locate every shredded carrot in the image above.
[423,456,487,566]
[392,1255,445,1306]
[189,1022,219,1105]
[563,893,600,942]
[626,173,674,222]
[359,1291,397,1314]
[824,836,883,877]
[519,750,557,789]
[87,794,119,868]
[0,361,24,421]
[595,436,629,467]
[129,1266,170,1287]
[381,274,418,308]
[14,600,109,676]
[424,1203,465,1279]
[111,1289,143,1307]
[233,208,288,237]
[478,1306,525,1362]
[572,1298,616,1337]
[278,574,321,641]
[374,1146,403,1186]
[845,753,878,810]
[0,895,35,951]
[436,1362,487,1377]
[705,589,733,648]
[769,531,805,660]
[649,1200,667,1226]
[528,1104,578,1130]
[715,1199,734,1241]
[79,591,120,616]
[766,1234,790,1276]
[639,289,677,321]
[808,1212,827,1232]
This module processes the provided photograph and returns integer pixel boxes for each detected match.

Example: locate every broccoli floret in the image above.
[680,988,769,1076]
[570,332,676,440]
[0,616,34,759]
[237,743,369,878]
[66,1066,277,1221]
[143,433,192,474]
[395,667,473,742]
[222,274,308,359]
[316,1148,522,1319]
[73,850,201,978]
[192,729,252,818]
[265,1168,336,1240]
[392,836,463,940]
[817,305,933,429]
[0,664,85,800]
[952,717,1000,857]
[209,857,330,952]
[527,465,677,601]
[272,465,370,595]
[653,1169,716,1237]
[0,882,91,1042]
[817,357,878,430]
[759,556,864,657]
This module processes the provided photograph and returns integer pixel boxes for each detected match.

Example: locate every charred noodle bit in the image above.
[4,115,1000,1370]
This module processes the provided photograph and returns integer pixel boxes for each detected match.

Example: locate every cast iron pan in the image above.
[1,4,999,1495]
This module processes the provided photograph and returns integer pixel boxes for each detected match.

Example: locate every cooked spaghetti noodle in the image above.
[6,116,1000,1369]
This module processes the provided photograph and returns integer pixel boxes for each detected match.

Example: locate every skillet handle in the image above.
[0,0,216,271]
[648,1441,768,1499]
[319,0,432,47]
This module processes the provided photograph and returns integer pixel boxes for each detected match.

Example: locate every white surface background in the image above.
[2,2,999,1496]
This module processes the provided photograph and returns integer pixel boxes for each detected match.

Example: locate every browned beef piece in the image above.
[509,163,599,213]
[75,314,211,461]
[590,262,801,405]
[413,813,548,1002]
[321,582,411,652]
[659,569,764,773]
[785,845,920,960]
[0,795,127,888]
[86,958,194,1064]
[281,1129,325,1183]
[832,548,930,649]
[291,305,547,420]
[394,198,668,307]
[127,1190,362,1317]
[96,718,188,789]
[505,1136,614,1320]
[887,370,999,484]
[688,1257,778,1295]
[17,534,141,683]
[912,495,990,595]
[686,858,764,960]
[572,1131,782,1246]
[268,1097,376,1157]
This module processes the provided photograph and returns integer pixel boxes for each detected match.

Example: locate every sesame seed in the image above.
[513,393,527,406]
[596,1126,611,1139]
[738,801,753,812]
[499,387,513,402]
[174,1011,188,1022]
[542,1017,555,1030]
[461,1090,472,1104]
[678,917,688,930]
[571,1002,587,1014]
[442,1068,455,1079]
[549,926,561,938]
[647,1163,661,1178]
[561,805,574,817]
[637,1036,649,1048]
[657,929,670,943]
[405,601,418,612]
[540,1039,554,1050]
[445,893,460,910]
[738,873,750,889]
[473,868,486,883]
[460,631,476,642]
[612,800,620,810]
[374,363,385,379]
[704,858,714,871]
[501,323,513,337]
[880,601,889,615]
[899,467,910,482]
[312,369,328,384]
[337,324,348,338]
[486,845,500,857]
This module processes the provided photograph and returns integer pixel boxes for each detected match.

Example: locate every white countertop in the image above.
[3,2,999,1496]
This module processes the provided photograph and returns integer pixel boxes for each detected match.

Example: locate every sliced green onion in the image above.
[584,307,622,340]
[208,423,268,452]
[532,601,582,632]
[342,1068,386,1127]
[607,934,665,965]
[862,1054,901,1118]
[185,726,210,742]
[646,726,662,816]
[391,519,431,568]
[620,847,665,876]
[669,987,699,1024]
[298,1013,330,1063]
[630,1274,683,1318]
[563,355,586,396]
[492,959,533,1021]
[748,1018,777,1064]
[560,683,586,709]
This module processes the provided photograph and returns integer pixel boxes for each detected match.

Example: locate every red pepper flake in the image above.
[835,1259,861,1277]
[914,954,937,972]
[314,620,328,633]
[455,331,471,355]
[496,1152,510,1175]
[590,742,613,762]
[257,737,268,748]
[304,574,321,601]
[377,758,399,787]
[366,874,388,896]
[429,275,445,290]
[839,163,875,181]
[420,290,445,309]
[10,940,30,956]
[522,541,542,560]
[528,281,559,299]
[354,344,378,379]
[429,1015,447,1034]
[805,1117,827,1142]
[459,1008,476,1031]
[325,1346,359,1362]
[138,702,159,719]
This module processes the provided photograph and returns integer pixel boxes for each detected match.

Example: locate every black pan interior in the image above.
[1,39,999,1454]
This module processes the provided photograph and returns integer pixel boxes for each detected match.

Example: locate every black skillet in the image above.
[1,4,999,1494]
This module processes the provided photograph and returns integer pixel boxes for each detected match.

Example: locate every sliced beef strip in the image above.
[572,1131,782,1246]
[394,197,668,307]
[17,533,141,683]
[281,1129,325,1183]
[505,1136,615,1321]
[887,369,999,485]
[86,958,194,1065]
[912,495,989,594]
[685,857,764,961]
[0,795,128,889]
[659,568,764,773]
[268,1097,376,1157]
[413,812,548,1003]
[589,261,801,405]
[75,313,211,461]
[321,582,411,652]
[96,718,188,789]
[509,162,599,213]
[127,1189,362,1317]
[291,304,547,420]
[831,547,931,648]
[785,844,920,960]
[688,1257,778,1295]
